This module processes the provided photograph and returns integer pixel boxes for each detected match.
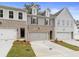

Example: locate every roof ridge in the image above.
[53,8,64,17]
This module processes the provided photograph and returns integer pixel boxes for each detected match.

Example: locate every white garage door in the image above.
[57,32,71,40]
[29,33,48,41]
[0,29,17,40]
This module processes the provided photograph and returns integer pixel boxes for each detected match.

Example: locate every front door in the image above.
[20,28,25,38]
[50,31,52,40]
[71,32,73,39]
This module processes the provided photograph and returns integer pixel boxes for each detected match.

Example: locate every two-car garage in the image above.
[29,33,49,41]
[0,29,17,40]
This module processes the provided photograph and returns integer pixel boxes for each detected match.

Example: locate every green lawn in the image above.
[53,40,79,51]
[7,40,36,57]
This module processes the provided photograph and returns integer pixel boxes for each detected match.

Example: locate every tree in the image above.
[24,2,41,14]
[47,8,51,12]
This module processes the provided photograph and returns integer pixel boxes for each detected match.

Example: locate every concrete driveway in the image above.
[31,40,79,57]
[0,39,14,57]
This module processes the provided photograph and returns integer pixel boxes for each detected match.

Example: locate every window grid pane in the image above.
[0,10,3,17]
[18,12,23,19]
[9,11,13,18]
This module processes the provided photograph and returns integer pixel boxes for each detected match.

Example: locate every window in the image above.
[0,10,3,17]
[31,17,38,24]
[47,12,49,16]
[57,20,60,26]
[37,17,38,24]
[18,12,23,19]
[71,21,73,26]
[45,19,48,25]
[29,9,32,14]
[34,9,36,14]
[0,21,2,24]
[53,19,55,26]
[62,20,64,26]
[77,27,79,29]
[67,20,69,26]
[9,11,13,18]
[32,18,36,24]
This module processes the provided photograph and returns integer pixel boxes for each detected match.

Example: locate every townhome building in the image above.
[27,4,75,41]
[52,8,75,40]
[0,5,27,40]
[0,4,75,41]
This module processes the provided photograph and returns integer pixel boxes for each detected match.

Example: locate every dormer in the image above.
[45,8,51,17]
[31,5,38,15]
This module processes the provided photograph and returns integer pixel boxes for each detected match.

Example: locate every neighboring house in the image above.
[0,4,75,41]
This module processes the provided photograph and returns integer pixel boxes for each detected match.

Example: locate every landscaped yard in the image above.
[52,40,79,51]
[7,40,36,57]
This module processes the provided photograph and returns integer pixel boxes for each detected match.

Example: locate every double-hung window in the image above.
[9,11,13,18]
[45,19,48,25]
[31,17,38,24]
[0,10,3,17]
[18,12,23,19]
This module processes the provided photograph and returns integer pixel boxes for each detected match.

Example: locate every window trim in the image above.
[9,11,14,19]
[62,20,65,26]
[67,20,69,26]
[31,17,38,24]
[57,20,60,26]
[18,12,23,19]
[45,18,48,25]
[0,10,3,17]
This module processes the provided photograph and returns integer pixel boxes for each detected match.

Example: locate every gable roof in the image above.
[50,8,64,19]
[52,7,76,25]
[53,8,64,17]
[50,8,72,19]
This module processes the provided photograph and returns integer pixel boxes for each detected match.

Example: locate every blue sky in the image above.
[0,2,79,20]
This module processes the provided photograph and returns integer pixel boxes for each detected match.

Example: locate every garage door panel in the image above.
[29,33,48,41]
[57,32,71,40]
[0,29,17,40]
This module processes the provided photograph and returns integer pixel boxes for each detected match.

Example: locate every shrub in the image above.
[60,40,63,42]
[54,38,58,43]
[26,41,30,45]
[16,40,20,42]
[23,40,26,42]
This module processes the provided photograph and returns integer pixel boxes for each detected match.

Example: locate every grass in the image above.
[53,40,79,51]
[7,40,36,57]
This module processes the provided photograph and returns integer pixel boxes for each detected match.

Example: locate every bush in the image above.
[23,40,26,42]
[16,40,20,42]
[54,38,58,43]
[60,40,63,42]
[26,41,30,45]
